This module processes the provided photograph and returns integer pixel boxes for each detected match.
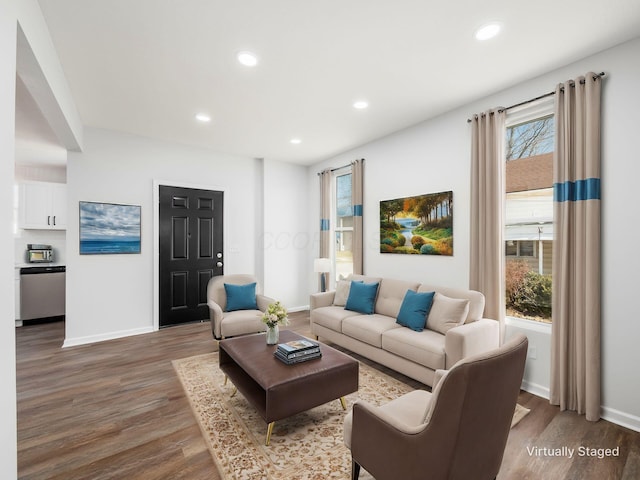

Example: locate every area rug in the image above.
[173,352,529,480]
[512,403,530,428]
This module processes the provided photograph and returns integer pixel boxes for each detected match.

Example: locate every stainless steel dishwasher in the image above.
[19,265,66,320]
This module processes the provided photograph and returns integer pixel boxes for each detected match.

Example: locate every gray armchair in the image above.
[344,333,528,480]
[207,274,274,340]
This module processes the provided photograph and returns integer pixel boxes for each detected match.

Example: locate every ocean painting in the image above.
[79,202,141,254]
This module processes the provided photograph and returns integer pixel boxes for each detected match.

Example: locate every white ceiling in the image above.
[21,0,640,165]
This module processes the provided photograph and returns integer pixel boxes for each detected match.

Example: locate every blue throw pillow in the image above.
[224,282,258,312]
[344,281,379,315]
[396,290,435,332]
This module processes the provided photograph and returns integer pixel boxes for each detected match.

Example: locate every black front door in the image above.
[159,185,223,327]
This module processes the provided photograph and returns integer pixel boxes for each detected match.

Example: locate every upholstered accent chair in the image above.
[344,333,528,480]
[207,274,274,340]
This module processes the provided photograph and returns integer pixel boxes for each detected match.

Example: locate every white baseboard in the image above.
[601,406,640,433]
[521,379,550,400]
[287,305,310,313]
[521,381,640,433]
[62,326,154,348]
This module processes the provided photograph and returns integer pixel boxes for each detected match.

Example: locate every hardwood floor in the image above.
[16,312,640,479]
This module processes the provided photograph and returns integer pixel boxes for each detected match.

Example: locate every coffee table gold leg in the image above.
[223,375,228,386]
[266,422,275,446]
[230,386,237,397]
[340,396,347,410]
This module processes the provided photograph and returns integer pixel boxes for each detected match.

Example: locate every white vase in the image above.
[266,324,279,345]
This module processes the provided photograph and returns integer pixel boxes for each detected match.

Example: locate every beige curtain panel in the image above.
[351,159,364,275]
[550,73,602,422]
[319,169,332,290]
[469,108,506,341]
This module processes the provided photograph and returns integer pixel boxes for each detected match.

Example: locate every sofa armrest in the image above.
[432,369,447,390]
[444,318,500,368]
[207,300,224,338]
[310,291,336,310]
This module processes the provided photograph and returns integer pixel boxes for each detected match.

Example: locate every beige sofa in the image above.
[310,274,500,387]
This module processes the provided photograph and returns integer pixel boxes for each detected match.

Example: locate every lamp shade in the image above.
[314,257,331,273]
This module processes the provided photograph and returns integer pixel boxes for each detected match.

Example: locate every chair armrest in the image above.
[310,291,336,310]
[353,400,426,438]
[444,318,500,368]
[207,300,224,338]
[350,401,429,477]
[256,294,275,311]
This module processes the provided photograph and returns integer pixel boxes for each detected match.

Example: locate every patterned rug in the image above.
[173,352,529,480]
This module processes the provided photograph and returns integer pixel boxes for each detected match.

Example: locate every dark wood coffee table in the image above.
[219,330,359,445]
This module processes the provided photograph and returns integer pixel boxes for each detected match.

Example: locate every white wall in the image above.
[308,115,473,291]
[262,159,311,310]
[65,127,267,345]
[0,0,18,475]
[309,37,640,431]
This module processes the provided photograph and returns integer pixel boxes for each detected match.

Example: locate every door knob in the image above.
[217,262,223,267]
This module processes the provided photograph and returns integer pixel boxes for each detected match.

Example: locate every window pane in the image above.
[337,216,353,228]
[336,173,352,218]
[519,241,534,257]
[506,116,554,160]
[334,172,353,281]
[335,231,353,280]
[505,114,553,324]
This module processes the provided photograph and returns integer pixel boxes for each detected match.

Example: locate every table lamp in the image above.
[313,258,331,292]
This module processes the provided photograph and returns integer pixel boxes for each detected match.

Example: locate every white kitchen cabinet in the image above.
[18,182,67,230]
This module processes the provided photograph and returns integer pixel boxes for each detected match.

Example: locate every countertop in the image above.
[16,263,66,269]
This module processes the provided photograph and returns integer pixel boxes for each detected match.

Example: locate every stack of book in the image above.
[274,339,322,365]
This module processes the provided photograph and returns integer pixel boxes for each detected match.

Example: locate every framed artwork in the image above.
[79,201,141,254]
[380,190,453,256]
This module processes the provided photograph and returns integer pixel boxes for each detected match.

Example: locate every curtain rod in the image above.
[317,158,364,176]
[467,72,605,123]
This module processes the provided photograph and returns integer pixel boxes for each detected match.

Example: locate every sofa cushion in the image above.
[311,306,361,332]
[342,314,401,348]
[221,309,264,337]
[224,282,258,311]
[345,281,380,314]
[426,292,470,334]
[417,284,485,323]
[349,274,383,284]
[382,327,446,370]
[375,279,421,318]
[396,290,435,332]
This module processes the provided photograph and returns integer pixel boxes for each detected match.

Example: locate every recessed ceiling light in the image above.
[237,51,258,67]
[475,23,501,41]
[290,138,302,145]
[353,100,369,110]
[195,113,211,123]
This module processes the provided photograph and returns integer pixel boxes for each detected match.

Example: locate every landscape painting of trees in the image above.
[380,191,453,256]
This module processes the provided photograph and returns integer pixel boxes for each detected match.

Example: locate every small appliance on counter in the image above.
[26,244,54,263]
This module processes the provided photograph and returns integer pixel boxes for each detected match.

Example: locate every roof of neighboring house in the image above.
[506,153,553,193]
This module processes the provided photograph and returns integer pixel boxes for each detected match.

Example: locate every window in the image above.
[504,100,554,323]
[334,171,353,281]
[506,240,535,257]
